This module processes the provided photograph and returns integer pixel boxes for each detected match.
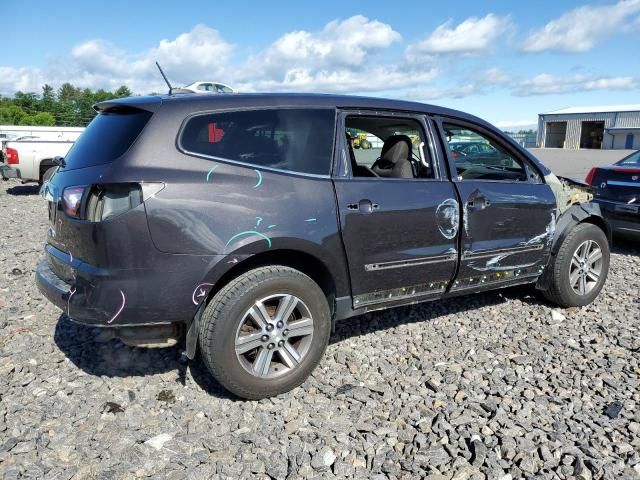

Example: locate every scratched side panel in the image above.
[454,181,557,287]
[334,178,459,297]
[141,157,350,296]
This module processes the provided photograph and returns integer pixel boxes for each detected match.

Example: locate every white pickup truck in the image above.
[1,140,75,184]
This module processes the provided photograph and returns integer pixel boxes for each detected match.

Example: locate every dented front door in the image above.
[453,181,556,290]
[435,117,557,291]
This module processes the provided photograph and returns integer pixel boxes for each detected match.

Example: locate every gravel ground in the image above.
[1,178,639,480]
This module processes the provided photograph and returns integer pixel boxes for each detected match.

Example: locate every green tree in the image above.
[29,112,56,126]
[41,84,56,112]
[1,83,136,126]
[58,83,80,102]
[13,92,39,114]
[114,86,132,98]
[0,105,29,124]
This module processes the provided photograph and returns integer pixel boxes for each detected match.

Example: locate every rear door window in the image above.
[180,108,336,175]
[63,109,152,170]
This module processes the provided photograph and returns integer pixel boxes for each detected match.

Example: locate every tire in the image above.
[198,266,331,399]
[40,165,58,184]
[541,223,609,307]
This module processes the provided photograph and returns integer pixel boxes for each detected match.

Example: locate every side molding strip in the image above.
[364,253,457,272]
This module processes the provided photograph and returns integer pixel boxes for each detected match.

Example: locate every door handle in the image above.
[347,199,379,214]
[467,196,490,210]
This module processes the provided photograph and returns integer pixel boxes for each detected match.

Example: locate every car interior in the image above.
[443,123,529,182]
[345,116,434,179]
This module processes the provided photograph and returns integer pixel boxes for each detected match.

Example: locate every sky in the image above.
[2,0,639,129]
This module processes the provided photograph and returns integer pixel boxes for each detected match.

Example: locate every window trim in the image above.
[433,115,546,184]
[176,106,337,179]
[334,109,446,182]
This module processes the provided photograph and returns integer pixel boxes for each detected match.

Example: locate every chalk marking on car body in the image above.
[435,198,459,240]
[206,164,219,182]
[106,290,126,324]
[253,170,263,188]
[192,283,215,305]
[226,230,272,249]
[67,287,76,317]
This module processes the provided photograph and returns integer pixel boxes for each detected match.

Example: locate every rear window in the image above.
[180,108,336,175]
[63,109,152,170]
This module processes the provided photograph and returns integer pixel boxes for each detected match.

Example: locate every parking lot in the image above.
[1,175,639,479]
[529,149,635,180]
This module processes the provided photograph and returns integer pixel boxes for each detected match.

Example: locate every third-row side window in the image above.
[180,108,336,175]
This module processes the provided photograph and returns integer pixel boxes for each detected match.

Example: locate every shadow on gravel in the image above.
[6,184,40,196]
[330,284,539,345]
[53,314,235,399]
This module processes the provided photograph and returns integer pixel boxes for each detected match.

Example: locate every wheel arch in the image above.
[537,202,611,291]
[209,249,339,311]
[185,247,343,359]
[551,202,611,255]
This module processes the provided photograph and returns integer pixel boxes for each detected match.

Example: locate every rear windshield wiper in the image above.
[52,156,66,168]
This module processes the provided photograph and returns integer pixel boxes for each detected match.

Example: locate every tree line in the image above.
[0,84,133,127]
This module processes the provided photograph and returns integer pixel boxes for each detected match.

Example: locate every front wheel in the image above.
[541,223,610,307]
[198,266,331,399]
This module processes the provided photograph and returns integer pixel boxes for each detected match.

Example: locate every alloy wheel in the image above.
[234,294,314,379]
[569,239,603,296]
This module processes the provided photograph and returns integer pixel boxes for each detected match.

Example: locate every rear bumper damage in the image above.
[35,244,226,327]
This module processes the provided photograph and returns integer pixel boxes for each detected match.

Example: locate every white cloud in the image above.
[0,67,45,94]
[237,66,438,94]
[522,0,640,52]
[0,17,428,96]
[477,68,512,86]
[407,14,511,58]
[515,73,640,95]
[235,15,415,93]
[251,15,401,74]
[0,25,234,95]
[68,25,234,92]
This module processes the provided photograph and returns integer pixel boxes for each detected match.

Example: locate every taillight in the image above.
[60,183,163,221]
[6,147,19,164]
[585,168,597,185]
[62,186,87,218]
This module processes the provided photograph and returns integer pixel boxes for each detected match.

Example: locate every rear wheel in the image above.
[541,223,609,307]
[39,163,57,185]
[198,266,331,399]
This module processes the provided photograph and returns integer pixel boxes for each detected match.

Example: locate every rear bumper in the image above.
[0,164,20,180]
[595,198,640,237]
[36,245,228,327]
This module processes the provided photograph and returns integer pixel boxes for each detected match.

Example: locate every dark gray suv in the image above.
[37,93,610,399]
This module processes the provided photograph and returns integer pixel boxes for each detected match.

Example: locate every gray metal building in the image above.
[537,104,640,150]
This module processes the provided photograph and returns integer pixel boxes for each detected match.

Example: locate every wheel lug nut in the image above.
[276,321,284,328]
[283,329,289,336]
[267,343,275,350]
[266,324,274,331]
[278,340,285,347]
[261,335,269,342]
